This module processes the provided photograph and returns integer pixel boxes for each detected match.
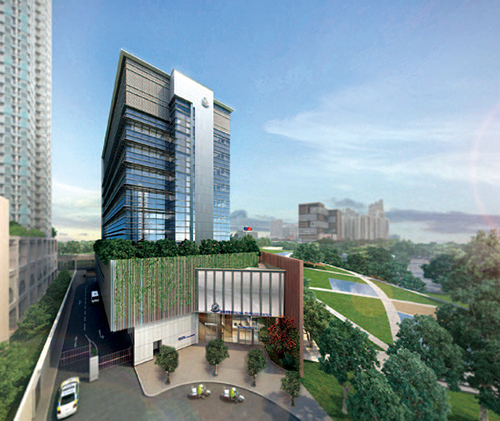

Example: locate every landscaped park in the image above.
[286,232,500,421]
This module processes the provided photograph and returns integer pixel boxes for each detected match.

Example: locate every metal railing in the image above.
[59,345,90,367]
[99,347,132,371]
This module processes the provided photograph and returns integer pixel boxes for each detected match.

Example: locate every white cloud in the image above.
[52,180,100,240]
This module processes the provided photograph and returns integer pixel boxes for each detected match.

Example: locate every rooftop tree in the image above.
[318,318,378,414]
[436,230,500,421]
[388,314,464,390]
[383,348,450,421]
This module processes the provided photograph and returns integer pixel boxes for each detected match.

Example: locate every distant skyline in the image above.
[51,0,500,243]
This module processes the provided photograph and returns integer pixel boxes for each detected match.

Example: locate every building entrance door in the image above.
[237,327,253,345]
[205,313,220,341]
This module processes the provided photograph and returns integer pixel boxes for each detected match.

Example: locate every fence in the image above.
[99,348,132,371]
[59,345,91,367]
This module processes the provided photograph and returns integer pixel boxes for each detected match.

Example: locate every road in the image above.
[408,258,442,293]
[62,276,131,355]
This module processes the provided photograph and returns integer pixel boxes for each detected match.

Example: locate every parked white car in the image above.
[91,290,99,305]
[56,377,80,419]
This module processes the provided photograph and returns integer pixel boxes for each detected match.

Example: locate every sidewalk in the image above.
[134,343,331,421]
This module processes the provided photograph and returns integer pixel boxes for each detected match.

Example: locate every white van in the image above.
[91,290,99,305]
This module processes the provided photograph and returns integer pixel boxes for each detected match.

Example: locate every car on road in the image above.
[56,377,80,419]
[91,290,99,305]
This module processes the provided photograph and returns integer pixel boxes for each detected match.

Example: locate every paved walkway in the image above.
[134,343,331,421]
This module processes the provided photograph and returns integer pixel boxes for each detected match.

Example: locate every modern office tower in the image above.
[101,51,232,243]
[0,0,52,236]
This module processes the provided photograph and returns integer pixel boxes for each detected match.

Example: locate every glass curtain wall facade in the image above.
[213,104,230,241]
[102,51,232,242]
[0,0,52,235]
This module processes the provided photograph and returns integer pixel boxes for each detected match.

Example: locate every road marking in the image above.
[74,336,78,348]
[84,316,86,322]
[79,300,82,306]
[84,323,86,331]
[99,330,104,340]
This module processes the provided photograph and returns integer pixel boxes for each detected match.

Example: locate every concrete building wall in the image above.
[8,236,58,333]
[133,313,198,366]
[0,197,9,342]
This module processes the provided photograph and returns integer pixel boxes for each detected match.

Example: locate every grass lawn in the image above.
[301,361,500,421]
[448,391,500,421]
[314,264,354,275]
[425,292,467,308]
[370,279,441,306]
[260,248,293,254]
[314,290,393,345]
[305,268,365,289]
[300,361,350,420]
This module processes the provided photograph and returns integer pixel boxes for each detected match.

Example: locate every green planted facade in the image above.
[106,252,259,331]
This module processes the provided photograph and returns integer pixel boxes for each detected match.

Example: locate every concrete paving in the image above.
[134,343,331,421]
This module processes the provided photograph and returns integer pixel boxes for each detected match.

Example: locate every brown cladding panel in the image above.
[260,252,304,377]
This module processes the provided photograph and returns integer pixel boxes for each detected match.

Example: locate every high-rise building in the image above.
[298,200,389,242]
[101,51,231,242]
[298,202,339,242]
[0,0,52,235]
[270,219,283,239]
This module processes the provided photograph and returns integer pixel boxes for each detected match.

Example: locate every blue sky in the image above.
[51,0,500,243]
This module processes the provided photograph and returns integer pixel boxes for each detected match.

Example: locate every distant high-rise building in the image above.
[0,0,52,235]
[298,202,339,242]
[342,200,389,241]
[282,223,298,241]
[298,200,389,242]
[101,51,231,242]
[270,219,283,239]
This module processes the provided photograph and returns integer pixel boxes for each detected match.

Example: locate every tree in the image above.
[51,227,57,238]
[154,345,179,384]
[347,369,409,421]
[280,370,301,407]
[292,243,323,265]
[247,349,267,386]
[318,318,378,414]
[199,239,221,255]
[17,303,52,338]
[303,297,329,347]
[156,239,179,257]
[319,245,343,267]
[178,239,199,256]
[268,317,299,362]
[257,237,272,247]
[383,348,450,421]
[421,254,456,284]
[436,230,500,420]
[388,314,464,390]
[135,240,159,258]
[205,338,229,376]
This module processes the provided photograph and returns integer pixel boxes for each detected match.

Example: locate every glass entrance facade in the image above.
[198,314,261,345]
